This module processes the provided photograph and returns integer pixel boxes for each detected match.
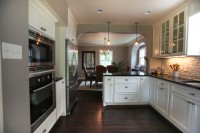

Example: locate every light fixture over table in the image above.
[134,22,139,45]
[100,38,109,55]
[107,22,111,45]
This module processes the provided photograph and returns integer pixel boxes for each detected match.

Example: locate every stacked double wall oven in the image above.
[28,28,55,132]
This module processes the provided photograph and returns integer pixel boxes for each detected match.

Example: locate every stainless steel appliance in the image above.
[65,39,79,114]
[29,71,55,132]
[28,28,55,67]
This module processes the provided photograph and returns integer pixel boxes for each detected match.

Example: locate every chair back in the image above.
[107,65,118,73]
[127,66,131,72]
[96,65,106,82]
[83,67,88,78]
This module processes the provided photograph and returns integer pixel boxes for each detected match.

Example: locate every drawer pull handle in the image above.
[125,79,128,81]
[189,93,197,97]
[107,79,111,81]
[161,83,164,85]
[160,88,163,90]
[124,97,128,100]
[125,86,128,88]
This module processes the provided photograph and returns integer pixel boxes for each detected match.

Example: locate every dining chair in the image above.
[107,65,118,73]
[83,67,96,88]
[95,65,106,87]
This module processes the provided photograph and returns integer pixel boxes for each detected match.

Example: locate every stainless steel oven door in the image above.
[29,71,55,132]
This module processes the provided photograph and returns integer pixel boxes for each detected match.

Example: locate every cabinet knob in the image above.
[124,97,128,100]
[107,79,111,81]
[125,79,128,81]
[125,86,128,88]
[189,93,197,97]
[62,82,64,84]
[160,87,163,90]
[161,83,164,86]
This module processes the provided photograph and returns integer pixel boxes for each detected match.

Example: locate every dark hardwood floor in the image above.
[50,91,182,133]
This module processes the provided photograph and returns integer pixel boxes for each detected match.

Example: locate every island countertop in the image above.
[103,71,149,76]
[103,71,200,90]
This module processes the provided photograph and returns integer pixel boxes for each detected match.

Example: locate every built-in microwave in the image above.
[29,28,55,67]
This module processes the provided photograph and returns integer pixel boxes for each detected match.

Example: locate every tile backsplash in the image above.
[161,57,200,80]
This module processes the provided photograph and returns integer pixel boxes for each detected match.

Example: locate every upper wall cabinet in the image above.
[153,0,200,58]
[66,8,77,44]
[29,0,57,39]
[157,6,188,57]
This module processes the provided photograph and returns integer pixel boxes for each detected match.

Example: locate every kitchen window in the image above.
[138,46,146,66]
[99,50,113,67]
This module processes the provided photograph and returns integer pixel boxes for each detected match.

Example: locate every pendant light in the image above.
[107,22,111,45]
[100,38,109,55]
[134,22,139,45]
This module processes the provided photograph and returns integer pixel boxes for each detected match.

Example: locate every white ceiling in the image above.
[64,0,187,46]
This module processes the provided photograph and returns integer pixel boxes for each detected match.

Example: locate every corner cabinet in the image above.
[66,8,77,44]
[28,0,57,39]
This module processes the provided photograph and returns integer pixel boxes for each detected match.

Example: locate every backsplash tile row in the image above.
[161,57,200,80]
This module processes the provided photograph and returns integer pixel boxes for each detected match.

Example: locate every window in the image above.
[138,46,146,66]
[99,51,113,67]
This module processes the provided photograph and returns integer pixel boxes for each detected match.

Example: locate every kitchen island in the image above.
[103,72,200,133]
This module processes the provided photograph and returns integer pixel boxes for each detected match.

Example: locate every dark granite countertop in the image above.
[54,77,63,82]
[103,71,200,90]
[151,74,200,90]
[103,71,149,76]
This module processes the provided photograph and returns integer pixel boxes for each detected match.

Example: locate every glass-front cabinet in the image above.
[158,7,187,57]
[161,20,170,55]
[172,11,185,54]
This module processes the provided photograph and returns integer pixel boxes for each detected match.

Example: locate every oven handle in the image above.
[32,82,54,93]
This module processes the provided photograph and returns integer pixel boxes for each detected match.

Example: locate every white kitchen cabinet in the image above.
[55,79,65,120]
[33,109,56,133]
[140,77,149,102]
[169,83,200,133]
[155,79,170,117]
[152,23,160,57]
[29,0,57,39]
[149,77,157,107]
[66,8,77,43]
[103,77,114,106]
[114,77,140,103]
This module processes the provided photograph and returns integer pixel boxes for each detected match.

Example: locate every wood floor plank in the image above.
[50,91,182,133]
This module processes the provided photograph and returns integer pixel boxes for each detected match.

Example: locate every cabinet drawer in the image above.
[104,77,114,83]
[115,83,139,93]
[172,83,200,102]
[115,77,139,83]
[114,93,139,102]
[157,79,170,88]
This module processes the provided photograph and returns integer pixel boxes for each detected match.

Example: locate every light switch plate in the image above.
[2,42,22,59]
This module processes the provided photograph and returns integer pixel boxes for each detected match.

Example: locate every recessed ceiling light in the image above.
[97,9,104,13]
[144,10,152,15]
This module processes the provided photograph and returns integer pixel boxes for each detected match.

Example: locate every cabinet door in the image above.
[29,0,41,31]
[160,20,170,55]
[56,79,65,120]
[153,23,160,57]
[156,86,169,117]
[42,13,55,38]
[169,91,192,133]
[191,101,200,133]
[172,10,186,55]
[149,77,156,106]
[140,77,149,102]
[103,83,113,105]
